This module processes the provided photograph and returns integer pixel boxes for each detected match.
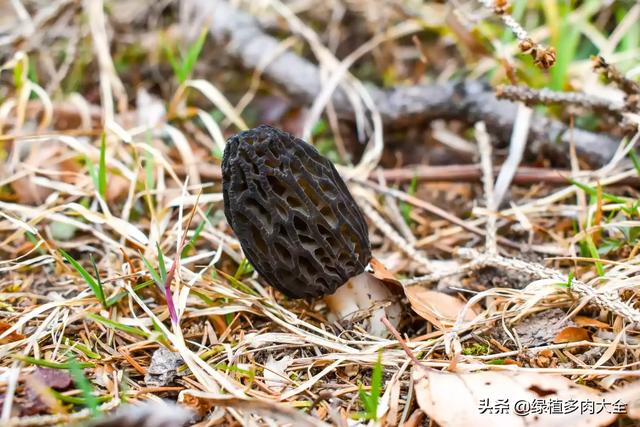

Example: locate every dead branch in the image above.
[593,55,640,97]
[496,84,624,115]
[176,163,640,188]
[378,164,640,187]
[183,0,622,167]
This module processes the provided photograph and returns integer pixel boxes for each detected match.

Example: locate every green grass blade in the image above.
[218,270,258,296]
[628,150,640,177]
[98,132,107,199]
[616,7,639,70]
[358,388,374,416]
[357,351,383,420]
[400,175,418,225]
[569,179,627,204]
[16,355,95,369]
[25,231,46,255]
[89,254,104,300]
[566,271,574,289]
[106,280,153,307]
[59,249,106,308]
[62,337,102,360]
[156,243,167,282]
[13,56,25,89]
[144,143,155,191]
[550,24,580,90]
[234,257,254,278]
[585,235,604,276]
[179,29,208,83]
[67,356,99,417]
[165,44,182,83]
[49,389,110,406]
[140,253,164,290]
[85,154,99,191]
[87,313,150,338]
[181,207,212,258]
[369,351,383,418]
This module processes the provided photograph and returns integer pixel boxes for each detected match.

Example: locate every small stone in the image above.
[144,347,184,387]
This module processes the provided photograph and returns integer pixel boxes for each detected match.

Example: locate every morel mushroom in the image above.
[222,125,400,335]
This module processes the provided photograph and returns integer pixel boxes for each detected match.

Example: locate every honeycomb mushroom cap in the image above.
[222,125,371,298]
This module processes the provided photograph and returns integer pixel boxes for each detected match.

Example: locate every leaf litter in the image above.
[1,0,640,426]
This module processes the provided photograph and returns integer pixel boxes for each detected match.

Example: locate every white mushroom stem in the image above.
[324,272,402,337]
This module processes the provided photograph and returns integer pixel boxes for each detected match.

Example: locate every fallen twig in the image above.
[185,0,622,166]
[375,164,640,187]
[496,84,624,115]
[175,163,640,187]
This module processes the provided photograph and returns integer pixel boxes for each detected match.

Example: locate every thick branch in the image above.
[176,163,640,188]
[184,0,621,167]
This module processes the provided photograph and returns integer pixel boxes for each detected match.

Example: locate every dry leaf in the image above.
[9,142,80,205]
[106,174,130,203]
[20,367,73,416]
[553,327,591,343]
[87,401,192,427]
[404,288,477,328]
[0,320,25,344]
[10,144,61,204]
[178,390,216,418]
[574,316,610,329]
[369,257,402,287]
[412,367,639,427]
[178,390,330,427]
[402,409,425,427]
[33,367,72,390]
[264,355,293,392]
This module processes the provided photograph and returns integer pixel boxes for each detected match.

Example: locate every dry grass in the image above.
[1,0,640,426]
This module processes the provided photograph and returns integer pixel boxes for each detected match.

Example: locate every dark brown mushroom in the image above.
[222,125,399,335]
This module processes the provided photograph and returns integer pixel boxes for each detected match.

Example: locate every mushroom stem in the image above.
[324,272,401,337]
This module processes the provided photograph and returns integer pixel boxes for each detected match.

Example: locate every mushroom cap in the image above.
[222,125,371,298]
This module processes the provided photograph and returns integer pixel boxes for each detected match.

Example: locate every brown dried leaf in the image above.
[19,388,50,416]
[178,391,216,418]
[178,391,330,427]
[264,355,293,392]
[412,367,638,427]
[369,257,401,287]
[10,144,60,204]
[22,372,67,416]
[106,174,130,203]
[402,409,425,427]
[404,288,477,328]
[0,320,25,344]
[552,327,591,344]
[9,142,81,204]
[34,367,72,390]
[574,316,610,329]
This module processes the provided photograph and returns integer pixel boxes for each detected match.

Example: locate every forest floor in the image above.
[1,0,640,426]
